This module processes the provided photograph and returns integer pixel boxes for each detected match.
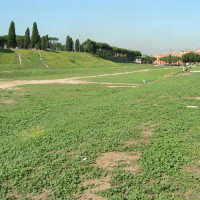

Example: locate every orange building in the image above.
[152,49,195,65]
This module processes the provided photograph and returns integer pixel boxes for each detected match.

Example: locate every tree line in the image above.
[0,21,60,51]
[160,53,200,65]
[160,55,182,65]
[0,21,142,63]
[141,56,156,64]
[182,52,200,63]
[79,39,142,62]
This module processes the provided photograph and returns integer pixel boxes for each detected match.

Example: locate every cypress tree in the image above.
[70,38,73,51]
[45,35,49,50]
[35,35,41,49]
[8,21,17,48]
[30,22,40,48]
[24,28,30,49]
[65,36,71,51]
[41,36,45,50]
[75,39,80,52]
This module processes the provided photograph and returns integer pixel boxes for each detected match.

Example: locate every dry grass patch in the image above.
[123,164,140,175]
[95,151,140,170]
[0,99,15,104]
[106,85,138,88]
[80,150,141,200]
[182,160,200,177]
[100,82,141,86]
[80,175,111,200]
[31,189,51,200]
[140,122,155,138]
[190,71,200,73]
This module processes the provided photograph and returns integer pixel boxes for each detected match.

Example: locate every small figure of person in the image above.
[183,65,187,72]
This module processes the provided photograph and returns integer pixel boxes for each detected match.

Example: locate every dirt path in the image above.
[0,68,174,89]
[14,50,22,65]
[38,50,48,68]
[190,70,200,73]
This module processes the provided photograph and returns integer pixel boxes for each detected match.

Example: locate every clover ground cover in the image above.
[0,65,200,199]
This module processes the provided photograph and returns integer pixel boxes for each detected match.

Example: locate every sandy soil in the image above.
[0,69,155,89]
[0,67,182,89]
[14,50,22,65]
[39,50,48,68]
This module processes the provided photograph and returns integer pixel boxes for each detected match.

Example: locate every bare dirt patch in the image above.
[0,99,15,104]
[181,73,192,76]
[0,79,96,89]
[106,85,138,88]
[175,72,192,76]
[80,151,141,199]
[0,68,157,89]
[39,50,48,68]
[187,106,198,109]
[142,130,152,137]
[95,151,140,170]
[190,71,200,73]
[183,160,200,177]
[80,175,111,200]
[123,164,140,175]
[185,97,200,100]
[14,50,22,65]
[184,190,200,200]
[123,140,138,146]
[140,122,157,138]
[30,189,51,200]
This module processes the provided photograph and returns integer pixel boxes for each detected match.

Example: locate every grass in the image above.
[41,50,119,68]
[0,49,142,80]
[0,50,200,199]
[18,49,42,67]
[0,49,177,80]
[0,49,18,65]
[83,68,182,84]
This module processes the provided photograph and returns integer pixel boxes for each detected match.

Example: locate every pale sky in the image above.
[1,0,200,55]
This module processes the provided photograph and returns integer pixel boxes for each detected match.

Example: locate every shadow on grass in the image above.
[45,50,60,53]
[0,49,15,53]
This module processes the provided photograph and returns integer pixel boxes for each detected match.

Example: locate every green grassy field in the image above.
[0,50,200,199]
[0,49,175,81]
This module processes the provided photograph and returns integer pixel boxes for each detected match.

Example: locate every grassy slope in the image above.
[41,50,119,68]
[0,64,200,199]
[0,49,165,80]
[18,49,42,67]
[0,49,18,65]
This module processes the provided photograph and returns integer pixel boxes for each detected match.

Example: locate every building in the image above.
[195,49,200,54]
[135,58,142,64]
[152,49,195,65]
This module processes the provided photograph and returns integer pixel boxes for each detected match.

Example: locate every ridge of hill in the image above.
[0,49,119,68]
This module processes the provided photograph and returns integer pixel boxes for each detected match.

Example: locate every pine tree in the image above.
[86,39,92,53]
[30,22,40,48]
[86,39,96,54]
[41,36,45,50]
[75,39,80,52]
[8,21,17,48]
[24,28,30,49]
